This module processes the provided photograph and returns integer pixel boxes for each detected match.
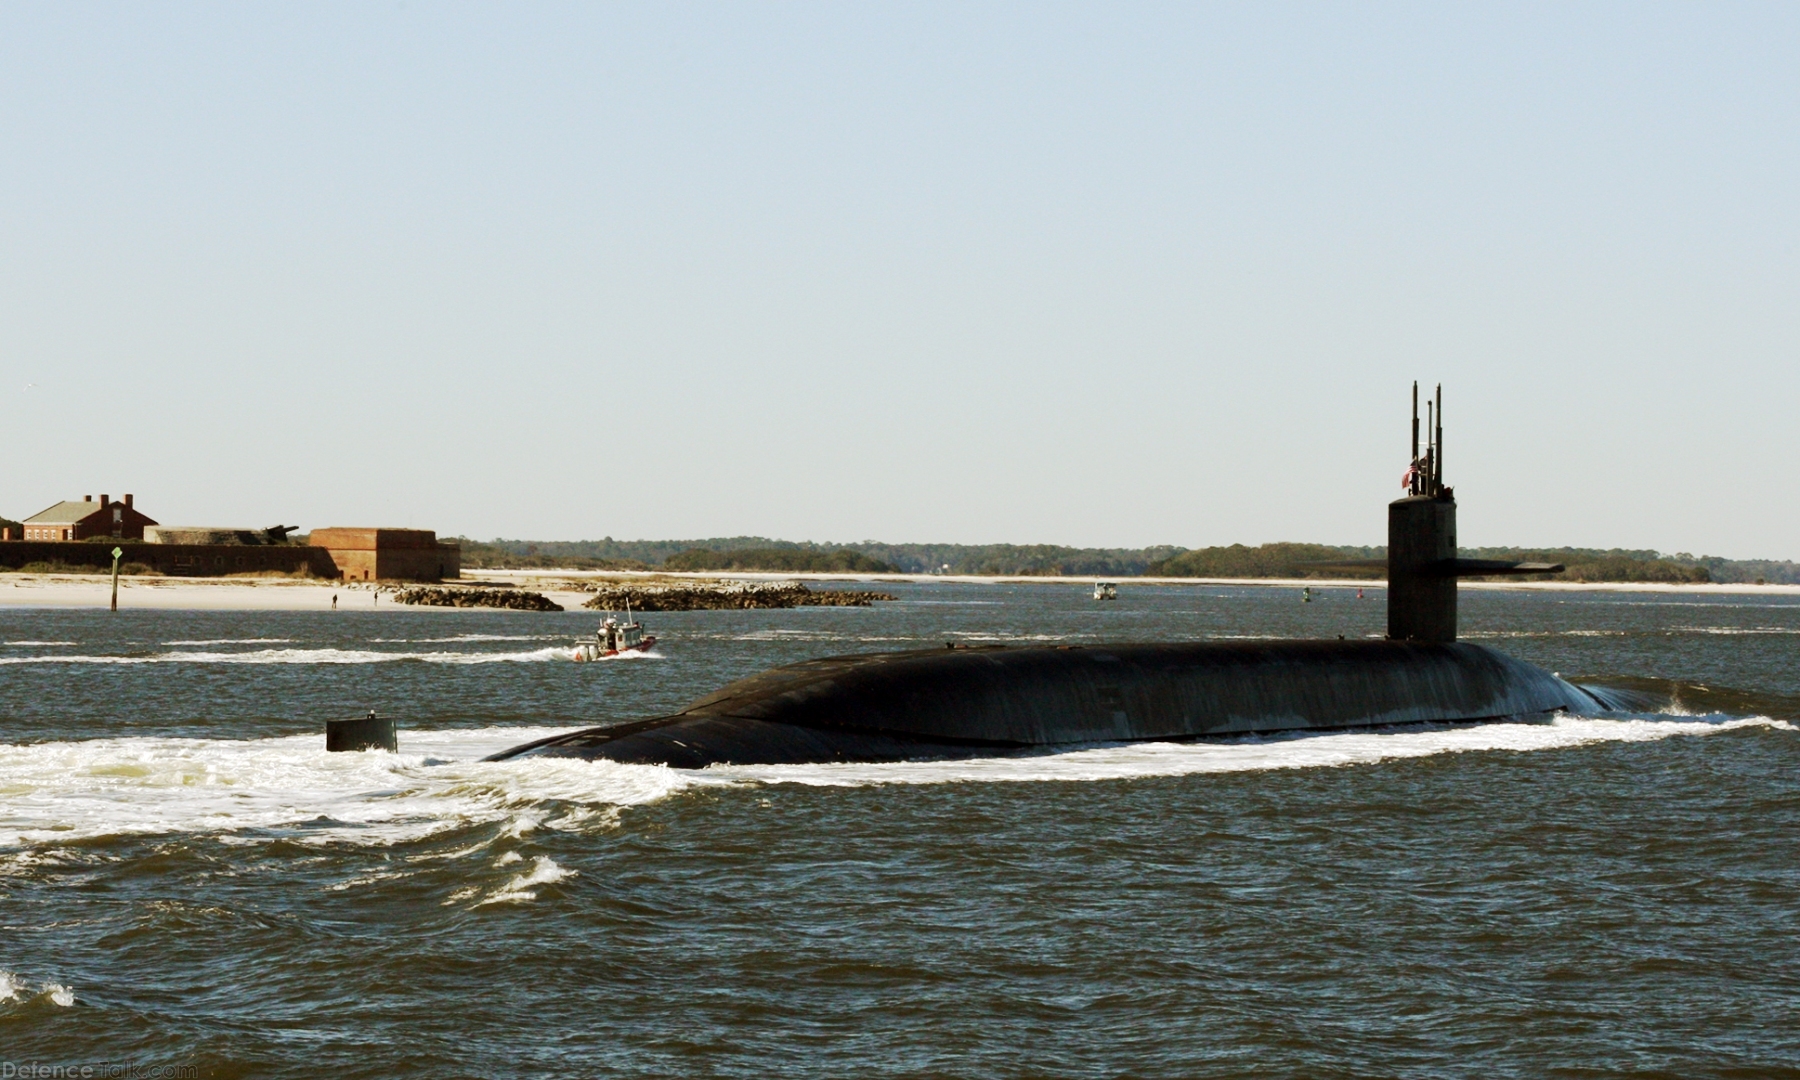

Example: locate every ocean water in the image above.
[1,582,1797,1078]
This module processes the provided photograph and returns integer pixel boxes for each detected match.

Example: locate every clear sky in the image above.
[2,3,1795,557]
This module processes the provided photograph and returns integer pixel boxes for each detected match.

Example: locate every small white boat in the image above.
[1093,581,1118,601]
[573,612,657,661]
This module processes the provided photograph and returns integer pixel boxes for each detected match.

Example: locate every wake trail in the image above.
[0,713,1786,850]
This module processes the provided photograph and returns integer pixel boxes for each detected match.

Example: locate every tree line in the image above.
[445,536,1799,583]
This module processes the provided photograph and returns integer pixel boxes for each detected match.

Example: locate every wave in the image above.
[0,726,684,849]
[1564,599,1800,610]
[897,600,1005,606]
[163,637,296,646]
[477,855,577,906]
[1,641,77,647]
[1669,626,1800,636]
[0,971,73,1008]
[707,714,1792,787]
[0,714,1785,850]
[723,631,927,643]
[1467,627,1800,639]
[368,634,560,644]
[1464,630,1631,639]
[0,646,577,666]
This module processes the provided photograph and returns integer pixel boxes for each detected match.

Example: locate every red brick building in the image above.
[21,494,157,542]
[308,528,461,582]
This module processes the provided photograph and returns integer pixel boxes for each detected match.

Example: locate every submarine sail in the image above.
[486,385,1617,768]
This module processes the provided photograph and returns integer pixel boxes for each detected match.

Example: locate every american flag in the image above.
[1401,464,1416,490]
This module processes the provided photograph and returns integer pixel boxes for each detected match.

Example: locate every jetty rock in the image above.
[389,586,564,611]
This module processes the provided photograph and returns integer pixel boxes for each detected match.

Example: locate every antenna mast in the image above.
[1406,381,1448,498]
[1434,383,1443,492]
[1426,398,1434,494]
[1411,381,1420,492]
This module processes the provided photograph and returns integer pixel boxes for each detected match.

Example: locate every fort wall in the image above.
[0,541,339,577]
[1,528,460,582]
[307,528,460,582]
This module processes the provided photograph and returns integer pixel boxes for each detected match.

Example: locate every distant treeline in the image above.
[1146,543,1385,578]
[1150,545,1727,583]
[456,537,1183,576]
[444,535,1800,584]
[1458,548,1709,584]
[858,542,1188,577]
[1695,556,1800,585]
[663,548,896,573]
[457,538,652,571]
[1453,548,1795,585]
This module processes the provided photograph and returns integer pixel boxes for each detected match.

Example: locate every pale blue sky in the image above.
[2,3,1795,556]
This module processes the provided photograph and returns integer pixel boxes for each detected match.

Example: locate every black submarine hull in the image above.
[485,640,1621,768]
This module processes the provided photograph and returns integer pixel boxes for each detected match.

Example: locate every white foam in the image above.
[1671,626,1800,636]
[163,638,296,646]
[0,715,1784,852]
[478,855,576,905]
[1468,628,1800,638]
[724,631,920,643]
[1,641,76,646]
[1466,630,1630,639]
[595,648,661,661]
[0,646,573,666]
[902,600,1005,606]
[703,714,1793,788]
[369,634,557,643]
[0,727,695,849]
[0,972,74,1007]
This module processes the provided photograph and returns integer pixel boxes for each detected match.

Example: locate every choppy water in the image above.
[2,583,1798,1078]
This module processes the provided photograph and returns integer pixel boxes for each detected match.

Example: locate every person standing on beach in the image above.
[331,593,337,610]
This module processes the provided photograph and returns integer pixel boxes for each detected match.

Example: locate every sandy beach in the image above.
[0,574,605,613]
[0,570,1794,612]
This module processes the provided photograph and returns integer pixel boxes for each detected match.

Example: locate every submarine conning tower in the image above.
[1386,383,1564,644]
[1389,382,1457,643]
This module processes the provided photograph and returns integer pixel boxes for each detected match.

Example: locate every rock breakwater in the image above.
[390,587,565,612]
[579,581,896,612]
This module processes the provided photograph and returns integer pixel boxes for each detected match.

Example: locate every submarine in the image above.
[487,385,1626,768]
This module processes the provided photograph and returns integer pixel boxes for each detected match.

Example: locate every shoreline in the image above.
[0,569,1795,612]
